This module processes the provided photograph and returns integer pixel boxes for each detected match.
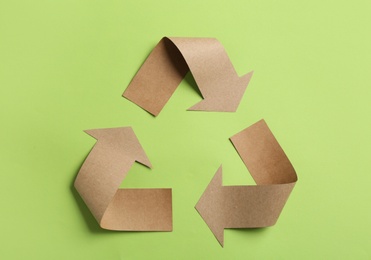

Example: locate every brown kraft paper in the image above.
[195,119,297,246]
[74,127,172,231]
[123,37,254,116]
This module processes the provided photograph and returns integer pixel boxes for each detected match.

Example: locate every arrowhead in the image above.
[195,166,226,247]
[84,127,152,168]
[187,71,253,112]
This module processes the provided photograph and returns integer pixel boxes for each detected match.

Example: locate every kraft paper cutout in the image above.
[74,37,298,244]
[195,119,297,247]
[74,127,172,231]
[123,37,254,116]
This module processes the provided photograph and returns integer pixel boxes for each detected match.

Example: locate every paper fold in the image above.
[74,127,172,231]
[123,37,253,116]
[195,120,297,246]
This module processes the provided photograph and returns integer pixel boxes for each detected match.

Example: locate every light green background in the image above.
[1,0,370,259]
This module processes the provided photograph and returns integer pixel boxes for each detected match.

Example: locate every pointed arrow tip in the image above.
[195,165,225,247]
[187,99,209,111]
[124,127,152,169]
[241,70,253,84]
[84,129,104,140]
[136,157,153,169]
[83,127,152,168]
[187,70,254,113]
[187,98,237,112]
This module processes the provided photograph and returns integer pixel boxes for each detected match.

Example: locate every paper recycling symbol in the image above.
[74,37,298,247]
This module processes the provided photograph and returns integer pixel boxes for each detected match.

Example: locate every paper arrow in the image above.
[74,127,172,231]
[195,120,297,246]
[123,37,253,116]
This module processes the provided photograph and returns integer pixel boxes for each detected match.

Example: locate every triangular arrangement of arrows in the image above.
[74,36,298,246]
[123,37,253,116]
[195,120,297,247]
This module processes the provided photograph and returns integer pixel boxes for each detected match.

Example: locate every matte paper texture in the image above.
[2,1,370,258]
[196,120,297,246]
[74,127,172,231]
[123,37,253,116]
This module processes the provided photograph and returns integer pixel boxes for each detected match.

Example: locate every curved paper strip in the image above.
[195,120,297,246]
[123,37,253,116]
[74,127,172,231]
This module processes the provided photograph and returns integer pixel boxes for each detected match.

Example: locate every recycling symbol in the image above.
[74,37,298,247]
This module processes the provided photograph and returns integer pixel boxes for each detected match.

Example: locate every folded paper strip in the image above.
[195,120,297,246]
[123,37,253,116]
[74,127,172,231]
[75,37,297,245]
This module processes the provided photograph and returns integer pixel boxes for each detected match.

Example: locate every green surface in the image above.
[1,0,370,259]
